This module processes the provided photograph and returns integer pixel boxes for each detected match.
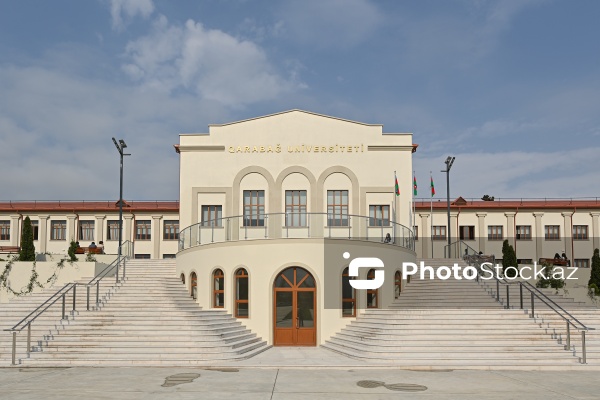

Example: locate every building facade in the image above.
[414,197,600,267]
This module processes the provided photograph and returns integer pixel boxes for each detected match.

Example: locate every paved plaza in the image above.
[1,349,600,399]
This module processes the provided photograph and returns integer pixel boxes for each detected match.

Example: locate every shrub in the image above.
[19,216,35,261]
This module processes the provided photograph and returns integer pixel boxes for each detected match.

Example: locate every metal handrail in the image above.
[178,211,415,252]
[3,282,77,365]
[86,255,126,311]
[444,240,480,258]
[470,257,593,364]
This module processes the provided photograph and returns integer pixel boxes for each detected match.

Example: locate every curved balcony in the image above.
[178,212,415,252]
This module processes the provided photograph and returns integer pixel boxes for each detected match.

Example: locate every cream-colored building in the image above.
[175,110,417,346]
[0,201,179,259]
[414,197,600,268]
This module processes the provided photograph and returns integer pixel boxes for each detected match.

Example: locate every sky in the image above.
[0,0,599,201]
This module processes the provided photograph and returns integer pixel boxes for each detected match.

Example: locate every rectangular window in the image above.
[78,220,94,241]
[413,226,418,240]
[369,205,390,227]
[285,190,307,227]
[574,259,590,268]
[488,226,503,240]
[432,226,446,240]
[163,220,179,240]
[516,225,531,240]
[202,205,223,227]
[134,254,151,259]
[107,220,120,241]
[545,225,560,240]
[573,225,588,240]
[163,254,176,259]
[135,220,151,240]
[327,190,349,227]
[243,190,265,227]
[459,226,475,240]
[0,221,9,241]
[31,220,39,241]
[51,221,66,240]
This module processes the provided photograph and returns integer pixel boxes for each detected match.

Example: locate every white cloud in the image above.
[122,15,302,106]
[110,0,155,31]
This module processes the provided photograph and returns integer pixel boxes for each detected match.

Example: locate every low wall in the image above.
[0,259,103,304]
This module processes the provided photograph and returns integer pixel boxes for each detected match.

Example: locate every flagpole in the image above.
[430,171,433,258]
[394,170,398,243]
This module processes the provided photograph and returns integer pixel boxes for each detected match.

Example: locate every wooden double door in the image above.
[273,267,316,346]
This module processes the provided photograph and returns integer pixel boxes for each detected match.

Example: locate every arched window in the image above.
[366,269,378,308]
[190,272,197,300]
[394,271,402,299]
[213,269,224,308]
[180,273,185,284]
[342,267,356,317]
[235,268,249,318]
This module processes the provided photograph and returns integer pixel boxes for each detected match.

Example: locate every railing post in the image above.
[582,331,587,364]
[61,294,66,319]
[86,285,90,311]
[245,218,248,240]
[286,213,289,238]
[123,257,126,281]
[496,280,500,302]
[11,331,16,365]
[96,281,100,307]
[530,292,535,318]
[348,216,351,239]
[566,322,571,349]
[72,284,76,311]
[519,283,523,309]
[506,285,510,309]
[26,323,31,356]
[211,223,215,243]
[265,215,268,238]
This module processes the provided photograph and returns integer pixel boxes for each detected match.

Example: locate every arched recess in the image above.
[273,266,317,346]
[190,271,197,300]
[276,167,318,218]
[394,270,402,299]
[180,273,185,284]
[235,268,249,318]
[316,166,360,215]
[213,268,225,308]
[232,166,276,218]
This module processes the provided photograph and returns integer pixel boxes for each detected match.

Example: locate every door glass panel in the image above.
[237,303,249,317]
[275,275,292,288]
[297,291,314,328]
[283,268,295,285]
[275,292,293,327]
[296,268,307,285]
[237,277,248,300]
[299,275,315,288]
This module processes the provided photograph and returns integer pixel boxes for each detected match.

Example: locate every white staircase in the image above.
[16,259,269,366]
[322,258,586,369]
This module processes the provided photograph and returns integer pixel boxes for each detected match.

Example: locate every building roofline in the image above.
[0,201,179,213]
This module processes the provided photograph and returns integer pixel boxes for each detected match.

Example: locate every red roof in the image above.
[0,201,179,213]
[415,198,600,210]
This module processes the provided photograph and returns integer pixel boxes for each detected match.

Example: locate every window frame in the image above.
[235,268,249,318]
[213,269,225,308]
[0,220,10,241]
[342,267,356,317]
[327,190,349,227]
[201,205,223,227]
[369,205,390,227]
[516,225,532,240]
[135,220,152,240]
[50,220,67,241]
[78,220,95,241]
[573,225,588,240]
[285,190,307,227]
[107,220,120,241]
[163,220,179,240]
[459,225,475,241]
[487,225,504,241]
[545,225,560,240]
[432,226,446,240]
[243,191,265,227]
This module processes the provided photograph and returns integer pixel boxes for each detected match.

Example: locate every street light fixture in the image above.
[112,137,131,282]
[441,156,455,255]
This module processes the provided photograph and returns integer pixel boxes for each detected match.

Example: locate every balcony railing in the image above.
[178,212,415,252]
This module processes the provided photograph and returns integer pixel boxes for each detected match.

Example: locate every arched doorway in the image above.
[394,271,402,299]
[190,272,197,300]
[273,266,316,346]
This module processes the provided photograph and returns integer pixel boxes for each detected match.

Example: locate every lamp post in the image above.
[441,156,455,256]
[112,138,130,281]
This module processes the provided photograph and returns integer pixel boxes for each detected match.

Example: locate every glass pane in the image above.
[367,292,377,307]
[299,275,315,288]
[275,274,292,288]
[214,277,224,291]
[300,191,306,205]
[342,301,355,317]
[237,277,248,300]
[258,191,265,205]
[283,268,295,285]
[342,191,348,204]
[286,191,292,205]
[275,292,293,327]
[237,303,249,317]
[342,276,354,299]
[297,291,314,328]
[296,268,307,285]
[216,292,224,307]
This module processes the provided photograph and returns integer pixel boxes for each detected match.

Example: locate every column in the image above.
[10,215,20,247]
[533,213,544,262]
[124,215,134,243]
[38,215,49,253]
[152,215,162,259]
[67,215,77,243]
[450,212,459,257]
[562,212,573,262]
[95,215,106,243]
[419,213,430,259]
[505,212,516,248]
[476,213,487,254]
[591,213,600,251]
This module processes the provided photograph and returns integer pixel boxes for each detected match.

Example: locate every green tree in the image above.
[589,248,600,288]
[68,240,78,262]
[537,263,565,289]
[502,239,518,278]
[19,216,36,261]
